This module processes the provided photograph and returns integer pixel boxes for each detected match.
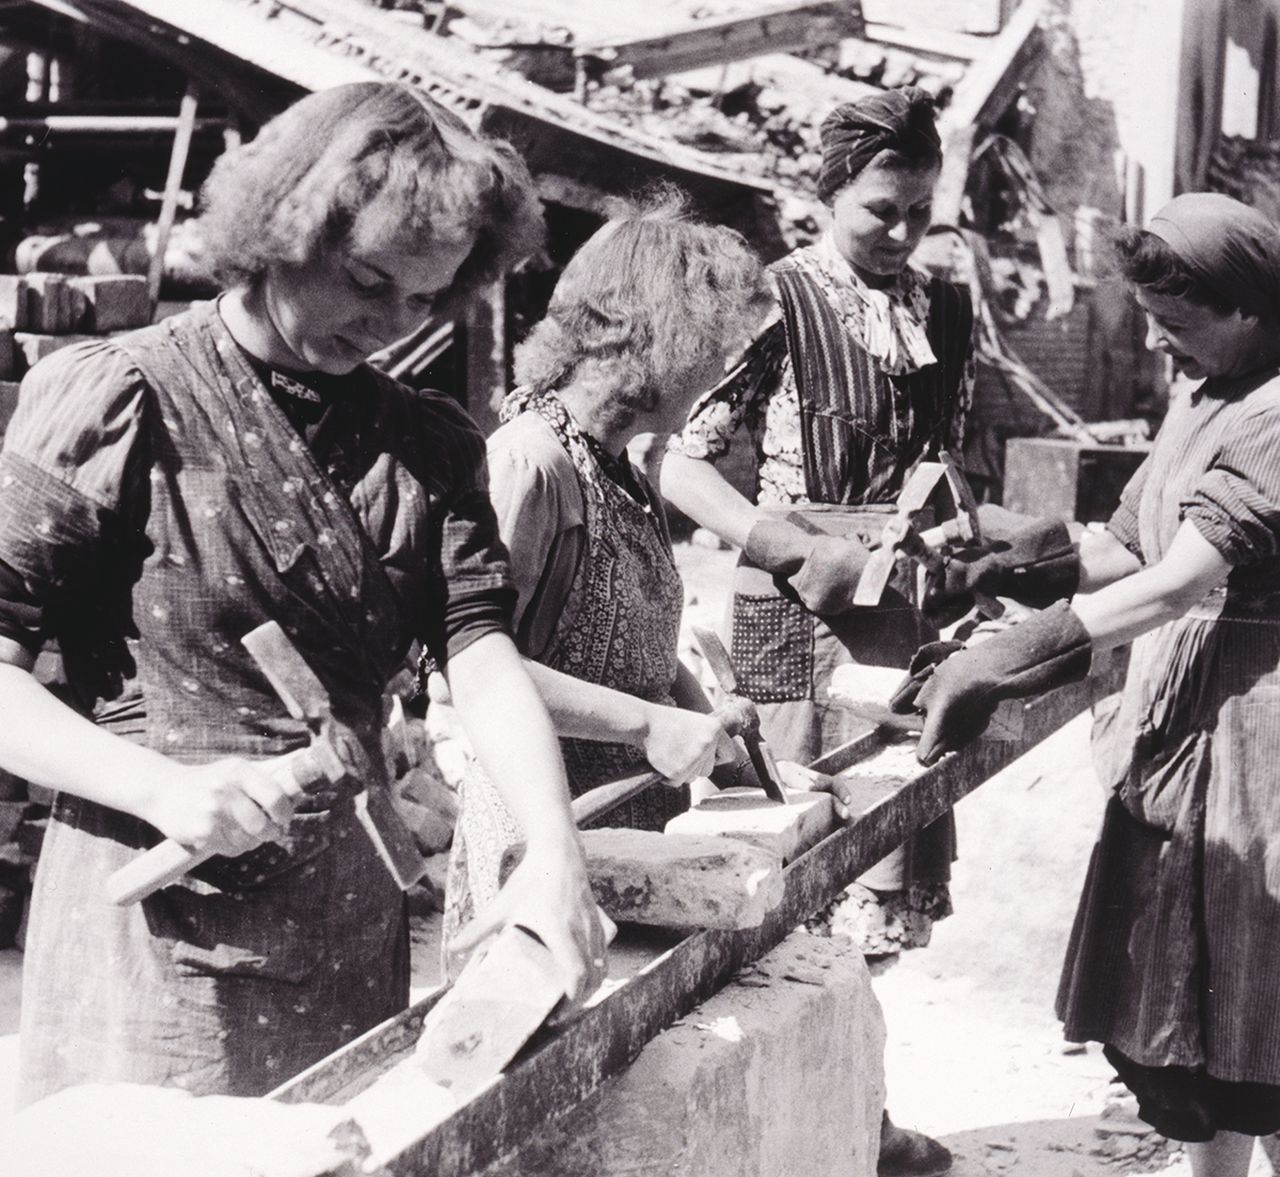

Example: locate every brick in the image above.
[665,786,835,864]
[3,1082,372,1175]
[13,332,97,373]
[69,274,151,332]
[0,380,19,436]
[20,272,87,334]
[581,828,784,930]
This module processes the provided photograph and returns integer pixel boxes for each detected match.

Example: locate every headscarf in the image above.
[1148,192,1280,320]
[817,86,941,205]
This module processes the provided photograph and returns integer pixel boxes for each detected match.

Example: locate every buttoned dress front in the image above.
[5,302,513,1103]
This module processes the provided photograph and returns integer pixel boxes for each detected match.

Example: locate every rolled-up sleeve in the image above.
[667,320,785,463]
[1181,410,1280,565]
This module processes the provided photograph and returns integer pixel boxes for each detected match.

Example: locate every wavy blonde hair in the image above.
[514,190,770,433]
[198,82,545,313]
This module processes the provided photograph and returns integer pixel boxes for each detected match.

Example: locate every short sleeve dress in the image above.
[667,234,974,951]
[8,301,513,1103]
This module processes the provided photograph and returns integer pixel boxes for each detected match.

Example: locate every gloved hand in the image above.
[925,504,1080,614]
[890,602,1092,766]
[745,517,871,616]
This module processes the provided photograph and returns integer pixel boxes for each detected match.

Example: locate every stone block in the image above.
[0,331,16,383]
[13,332,96,373]
[2,1081,373,1176]
[665,786,835,864]
[581,828,783,930]
[19,272,87,334]
[69,274,151,332]
[477,928,886,1177]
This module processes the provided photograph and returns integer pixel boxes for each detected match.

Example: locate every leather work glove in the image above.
[744,517,871,617]
[890,602,1092,766]
[925,504,1080,615]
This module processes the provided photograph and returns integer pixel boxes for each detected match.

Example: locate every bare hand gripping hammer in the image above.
[105,621,426,906]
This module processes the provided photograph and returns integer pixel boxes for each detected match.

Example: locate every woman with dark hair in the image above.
[1,81,604,1104]
[445,194,803,945]
[896,192,1280,1177]
[661,86,973,1176]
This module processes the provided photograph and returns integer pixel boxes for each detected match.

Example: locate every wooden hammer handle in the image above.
[104,746,317,907]
[570,770,666,827]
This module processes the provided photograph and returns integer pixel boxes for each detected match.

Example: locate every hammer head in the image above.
[241,621,428,890]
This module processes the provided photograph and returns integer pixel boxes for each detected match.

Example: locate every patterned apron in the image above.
[445,393,686,948]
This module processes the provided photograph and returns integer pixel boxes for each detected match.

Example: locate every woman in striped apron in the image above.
[898,192,1280,1177]
[662,87,973,1177]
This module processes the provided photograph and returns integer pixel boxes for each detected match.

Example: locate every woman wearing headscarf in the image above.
[895,192,1280,1177]
[662,86,973,1177]
[1,82,604,1105]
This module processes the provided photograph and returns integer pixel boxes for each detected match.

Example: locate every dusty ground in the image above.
[0,539,1275,1175]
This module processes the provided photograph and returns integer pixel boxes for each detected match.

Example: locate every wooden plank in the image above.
[575,2,865,82]
[938,0,1045,135]
[275,656,1124,1176]
[862,22,988,62]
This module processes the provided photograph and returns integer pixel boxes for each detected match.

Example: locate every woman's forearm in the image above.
[659,453,762,549]
[522,660,654,746]
[1076,527,1144,593]
[1072,521,1229,651]
[0,655,171,819]
[446,633,578,848]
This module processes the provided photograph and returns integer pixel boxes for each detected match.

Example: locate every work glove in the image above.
[890,602,1092,766]
[925,505,1080,614]
[744,517,871,617]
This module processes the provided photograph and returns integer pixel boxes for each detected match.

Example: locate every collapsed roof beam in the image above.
[574,0,865,83]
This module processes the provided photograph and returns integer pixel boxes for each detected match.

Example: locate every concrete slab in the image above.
[477,928,885,1177]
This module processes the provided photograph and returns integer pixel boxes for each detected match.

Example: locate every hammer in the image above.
[855,453,1003,618]
[106,622,425,906]
[690,626,789,805]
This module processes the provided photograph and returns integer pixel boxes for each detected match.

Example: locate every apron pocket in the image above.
[151,877,326,984]
[731,592,814,703]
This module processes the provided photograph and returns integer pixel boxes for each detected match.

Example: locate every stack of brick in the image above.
[0,272,152,434]
[382,686,467,914]
[0,272,152,948]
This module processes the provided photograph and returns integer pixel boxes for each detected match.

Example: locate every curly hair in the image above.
[198,82,545,313]
[1112,224,1241,316]
[513,189,771,434]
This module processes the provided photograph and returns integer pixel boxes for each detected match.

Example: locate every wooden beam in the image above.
[575,2,865,83]
[272,652,1125,1176]
[863,21,988,62]
[938,0,1045,135]
[147,82,198,306]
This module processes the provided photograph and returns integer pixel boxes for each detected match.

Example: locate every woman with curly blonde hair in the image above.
[444,194,794,943]
[2,81,604,1104]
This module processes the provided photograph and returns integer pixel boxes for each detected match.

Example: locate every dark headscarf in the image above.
[817,86,942,205]
[1148,192,1280,320]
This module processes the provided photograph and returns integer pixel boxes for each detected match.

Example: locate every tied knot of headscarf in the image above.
[817,86,941,205]
[1148,192,1280,322]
